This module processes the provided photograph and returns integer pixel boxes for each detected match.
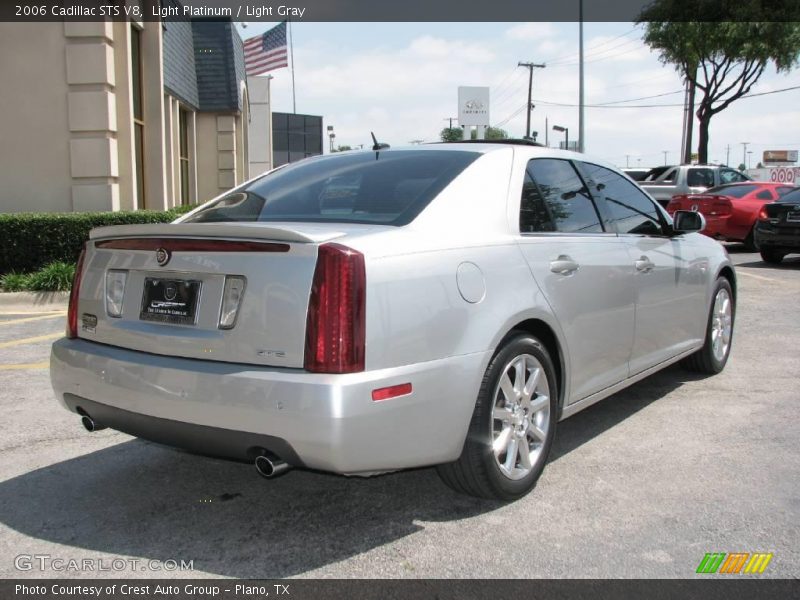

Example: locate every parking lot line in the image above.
[0,310,66,316]
[0,332,62,349]
[0,361,49,370]
[0,313,66,326]
[736,270,780,283]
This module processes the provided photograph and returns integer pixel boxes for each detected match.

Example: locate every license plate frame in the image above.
[140,277,202,325]
[786,211,800,223]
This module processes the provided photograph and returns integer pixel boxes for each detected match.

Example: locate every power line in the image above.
[530,84,800,109]
[542,25,639,65]
[594,89,684,105]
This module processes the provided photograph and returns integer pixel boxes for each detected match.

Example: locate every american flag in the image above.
[244,22,288,77]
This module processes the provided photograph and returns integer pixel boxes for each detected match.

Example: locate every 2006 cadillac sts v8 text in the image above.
[50,143,735,500]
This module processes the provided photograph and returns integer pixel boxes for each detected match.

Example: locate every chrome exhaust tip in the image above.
[254,454,291,479]
[80,415,106,432]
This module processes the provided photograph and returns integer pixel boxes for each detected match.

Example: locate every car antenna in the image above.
[371,132,390,152]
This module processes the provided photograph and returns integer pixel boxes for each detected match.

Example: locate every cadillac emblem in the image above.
[155,247,170,266]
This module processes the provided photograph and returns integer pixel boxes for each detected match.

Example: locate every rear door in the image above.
[515,158,635,403]
[579,163,706,374]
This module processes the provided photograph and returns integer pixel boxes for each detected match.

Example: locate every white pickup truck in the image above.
[639,165,752,207]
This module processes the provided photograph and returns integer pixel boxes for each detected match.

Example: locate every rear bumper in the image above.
[754,222,800,249]
[51,338,488,474]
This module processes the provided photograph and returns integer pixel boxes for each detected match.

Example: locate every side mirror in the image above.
[672,210,706,234]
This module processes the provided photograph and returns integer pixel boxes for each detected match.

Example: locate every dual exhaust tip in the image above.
[78,413,291,479]
[254,454,291,478]
[80,414,107,433]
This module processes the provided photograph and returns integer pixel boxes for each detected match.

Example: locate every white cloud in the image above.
[505,23,558,41]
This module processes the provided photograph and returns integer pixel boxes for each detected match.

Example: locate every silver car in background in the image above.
[51,143,736,500]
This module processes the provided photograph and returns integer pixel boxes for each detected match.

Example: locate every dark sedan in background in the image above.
[755,187,800,264]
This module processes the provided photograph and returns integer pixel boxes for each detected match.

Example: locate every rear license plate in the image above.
[786,211,800,223]
[140,278,201,325]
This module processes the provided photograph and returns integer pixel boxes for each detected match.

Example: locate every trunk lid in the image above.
[667,194,732,217]
[763,201,800,228]
[76,223,347,368]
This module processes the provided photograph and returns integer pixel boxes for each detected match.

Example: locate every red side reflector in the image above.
[95,238,290,253]
[372,383,413,402]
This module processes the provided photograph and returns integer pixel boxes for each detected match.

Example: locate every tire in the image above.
[681,278,735,374]
[743,226,759,252]
[437,333,558,501]
[760,248,785,264]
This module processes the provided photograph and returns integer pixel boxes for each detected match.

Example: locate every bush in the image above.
[0,206,197,274]
[0,262,76,292]
[0,272,30,292]
[25,261,75,291]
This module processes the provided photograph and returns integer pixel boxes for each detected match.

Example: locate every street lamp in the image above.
[747,150,753,169]
[552,125,569,150]
[327,125,335,153]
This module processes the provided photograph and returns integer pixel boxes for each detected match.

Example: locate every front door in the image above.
[515,158,636,403]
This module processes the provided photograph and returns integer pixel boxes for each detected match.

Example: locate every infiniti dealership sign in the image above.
[458,86,490,127]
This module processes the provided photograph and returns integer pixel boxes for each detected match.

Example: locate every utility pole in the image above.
[663,150,669,166]
[578,0,585,153]
[626,154,630,168]
[545,116,549,147]
[518,61,545,140]
[741,142,749,168]
[443,117,458,129]
[726,144,731,166]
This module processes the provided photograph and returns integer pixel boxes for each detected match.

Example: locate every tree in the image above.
[637,1,800,163]
[471,127,509,140]
[440,127,463,142]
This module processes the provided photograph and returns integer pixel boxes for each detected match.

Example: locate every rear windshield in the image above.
[706,184,758,198]
[777,188,800,203]
[184,150,480,226]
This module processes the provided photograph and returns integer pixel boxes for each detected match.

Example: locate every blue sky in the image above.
[236,22,800,169]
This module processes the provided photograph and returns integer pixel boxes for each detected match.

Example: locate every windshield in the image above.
[184,150,480,226]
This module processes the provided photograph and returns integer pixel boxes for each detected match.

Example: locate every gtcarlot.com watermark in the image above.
[15,553,194,573]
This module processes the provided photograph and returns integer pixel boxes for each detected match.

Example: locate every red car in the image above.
[667,182,798,250]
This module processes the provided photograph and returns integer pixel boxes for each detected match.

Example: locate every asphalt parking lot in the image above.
[0,246,797,579]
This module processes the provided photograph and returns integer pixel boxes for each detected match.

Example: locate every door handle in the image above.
[550,255,580,275]
[635,256,655,273]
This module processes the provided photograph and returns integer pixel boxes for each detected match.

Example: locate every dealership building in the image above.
[0,17,252,213]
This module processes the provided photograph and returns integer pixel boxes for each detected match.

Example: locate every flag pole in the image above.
[288,20,296,114]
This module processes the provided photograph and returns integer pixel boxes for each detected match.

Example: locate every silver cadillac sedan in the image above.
[50,142,735,500]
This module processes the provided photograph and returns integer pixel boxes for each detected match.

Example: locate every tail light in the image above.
[758,206,769,221]
[66,245,88,339]
[666,197,683,214]
[710,196,732,216]
[304,243,366,373]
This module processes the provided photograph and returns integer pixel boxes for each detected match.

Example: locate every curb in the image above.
[0,291,69,313]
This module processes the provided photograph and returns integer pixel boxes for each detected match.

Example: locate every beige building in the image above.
[0,15,250,213]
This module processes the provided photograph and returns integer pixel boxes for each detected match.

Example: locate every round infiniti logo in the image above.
[464,100,485,110]
[164,282,178,301]
[155,247,170,266]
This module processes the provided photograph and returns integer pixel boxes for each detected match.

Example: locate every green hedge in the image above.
[0,205,197,274]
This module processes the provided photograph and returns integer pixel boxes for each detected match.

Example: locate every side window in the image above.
[777,186,797,197]
[661,168,677,183]
[755,189,773,200]
[521,159,603,234]
[687,168,715,187]
[720,169,748,184]
[580,163,664,236]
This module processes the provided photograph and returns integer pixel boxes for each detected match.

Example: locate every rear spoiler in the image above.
[89,223,346,245]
